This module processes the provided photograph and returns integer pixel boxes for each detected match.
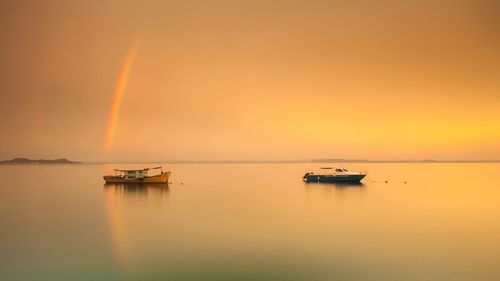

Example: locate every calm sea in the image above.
[1,163,499,281]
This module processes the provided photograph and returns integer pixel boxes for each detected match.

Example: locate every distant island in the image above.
[0,157,82,164]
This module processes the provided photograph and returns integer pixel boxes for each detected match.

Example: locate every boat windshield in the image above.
[335,168,343,172]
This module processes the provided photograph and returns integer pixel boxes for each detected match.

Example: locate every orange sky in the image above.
[0,0,499,161]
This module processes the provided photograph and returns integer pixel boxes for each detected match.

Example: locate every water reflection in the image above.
[304,181,367,200]
[102,183,170,271]
[103,183,170,197]
[103,183,170,207]
[304,181,365,188]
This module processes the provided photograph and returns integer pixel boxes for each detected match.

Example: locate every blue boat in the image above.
[303,167,366,183]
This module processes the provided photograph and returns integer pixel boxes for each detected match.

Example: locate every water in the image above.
[1,163,500,281]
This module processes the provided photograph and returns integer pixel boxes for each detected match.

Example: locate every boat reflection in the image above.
[103,183,170,199]
[304,181,366,200]
[304,181,365,188]
[102,183,169,269]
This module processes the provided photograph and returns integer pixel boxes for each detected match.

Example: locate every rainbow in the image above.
[105,43,138,149]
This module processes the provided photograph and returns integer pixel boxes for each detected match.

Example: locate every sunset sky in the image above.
[0,0,499,161]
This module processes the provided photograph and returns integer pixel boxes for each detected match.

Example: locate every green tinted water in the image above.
[1,163,499,280]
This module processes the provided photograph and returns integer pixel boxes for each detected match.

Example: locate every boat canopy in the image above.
[114,166,162,172]
[318,167,351,173]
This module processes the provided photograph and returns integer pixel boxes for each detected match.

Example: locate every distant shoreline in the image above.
[0,158,82,165]
[2,157,498,165]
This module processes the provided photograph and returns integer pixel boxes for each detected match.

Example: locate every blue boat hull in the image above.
[304,174,365,183]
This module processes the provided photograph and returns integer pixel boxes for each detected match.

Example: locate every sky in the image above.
[0,0,499,161]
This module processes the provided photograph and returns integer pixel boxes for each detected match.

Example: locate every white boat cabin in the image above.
[113,167,163,179]
[115,169,149,179]
[320,167,350,173]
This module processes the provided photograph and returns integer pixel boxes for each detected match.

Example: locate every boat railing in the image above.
[316,169,368,175]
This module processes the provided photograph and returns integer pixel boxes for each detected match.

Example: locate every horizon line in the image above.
[83,159,500,164]
[2,157,500,164]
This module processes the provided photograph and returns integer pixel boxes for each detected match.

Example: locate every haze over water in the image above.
[1,163,499,281]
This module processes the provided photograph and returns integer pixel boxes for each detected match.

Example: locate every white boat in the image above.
[303,167,366,182]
